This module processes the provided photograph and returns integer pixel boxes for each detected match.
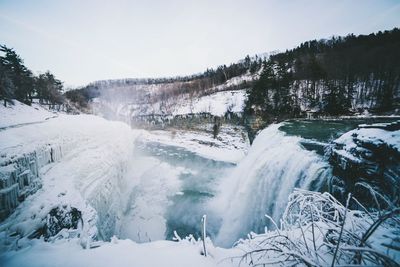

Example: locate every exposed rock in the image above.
[130,112,243,130]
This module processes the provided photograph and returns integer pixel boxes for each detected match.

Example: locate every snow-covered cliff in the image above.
[0,101,138,250]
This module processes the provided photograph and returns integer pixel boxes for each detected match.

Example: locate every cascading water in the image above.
[213,123,332,247]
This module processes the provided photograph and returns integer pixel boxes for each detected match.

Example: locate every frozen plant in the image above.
[236,189,400,266]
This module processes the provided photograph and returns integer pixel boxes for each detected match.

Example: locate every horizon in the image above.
[1,0,400,87]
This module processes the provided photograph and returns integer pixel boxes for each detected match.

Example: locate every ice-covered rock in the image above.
[0,145,62,221]
[28,205,83,240]
[328,120,400,209]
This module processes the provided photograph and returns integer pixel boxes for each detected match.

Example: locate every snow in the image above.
[173,90,246,116]
[2,189,398,267]
[95,89,247,123]
[0,102,139,249]
[333,122,400,159]
[235,189,400,266]
[0,101,57,129]
[0,237,242,267]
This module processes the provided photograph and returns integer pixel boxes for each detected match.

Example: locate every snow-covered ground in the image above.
[1,236,243,267]
[0,101,57,129]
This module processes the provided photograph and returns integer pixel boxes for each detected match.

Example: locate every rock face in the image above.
[328,121,400,209]
[0,144,62,221]
[130,112,243,130]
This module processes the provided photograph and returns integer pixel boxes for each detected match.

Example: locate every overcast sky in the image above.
[1,0,399,86]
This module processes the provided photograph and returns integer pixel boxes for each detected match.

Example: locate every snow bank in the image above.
[0,237,241,267]
[0,100,57,129]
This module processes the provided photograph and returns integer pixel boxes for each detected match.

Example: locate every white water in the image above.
[213,123,332,247]
[118,155,183,242]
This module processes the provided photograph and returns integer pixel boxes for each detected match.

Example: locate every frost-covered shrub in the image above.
[236,189,400,266]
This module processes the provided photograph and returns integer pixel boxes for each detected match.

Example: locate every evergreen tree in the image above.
[35,71,63,104]
[0,45,34,104]
[0,56,15,106]
[245,60,275,116]
[0,44,64,106]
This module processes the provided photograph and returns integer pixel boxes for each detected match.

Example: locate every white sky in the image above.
[1,0,399,86]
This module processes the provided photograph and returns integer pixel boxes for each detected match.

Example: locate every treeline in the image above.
[0,45,63,106]
[67,55,264,109]
[245,28,400,119]
[65,85,100,109]
[93,54,264,88]
[200,54,263,85]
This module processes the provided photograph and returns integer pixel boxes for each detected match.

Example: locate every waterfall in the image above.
[214,123,332,247]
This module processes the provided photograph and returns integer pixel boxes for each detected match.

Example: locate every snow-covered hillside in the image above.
[173,90,246,116]
[91,73,255,124]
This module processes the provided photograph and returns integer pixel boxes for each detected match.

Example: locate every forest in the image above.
[0,45,64,107]
[245,28,400,119]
